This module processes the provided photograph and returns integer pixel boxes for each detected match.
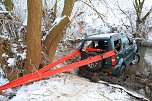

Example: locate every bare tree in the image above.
[133,0,152,39]
[116,0,152,39]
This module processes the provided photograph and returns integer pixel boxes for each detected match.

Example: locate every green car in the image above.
[79,33,140,76]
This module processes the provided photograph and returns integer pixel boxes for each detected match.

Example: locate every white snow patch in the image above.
[52,16,66,27]
[8,74,143,101]
[7,58,15,67]
[17,50,26,60]
[0,74,8,86]
[2,53,8,58]
[0,3,6,11]
[0,67,12,101]
[43,16,67,40]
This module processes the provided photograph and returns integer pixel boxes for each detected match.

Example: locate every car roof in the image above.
[84,33,121,40]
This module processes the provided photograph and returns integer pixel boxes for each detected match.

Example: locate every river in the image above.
[125,46,152,76]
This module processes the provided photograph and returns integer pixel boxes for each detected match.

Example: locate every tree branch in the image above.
[117,1,134,33]
[142,7,152,23]
[81,0,107,24]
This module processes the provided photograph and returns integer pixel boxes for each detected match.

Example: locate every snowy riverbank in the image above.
[0,73,148,101]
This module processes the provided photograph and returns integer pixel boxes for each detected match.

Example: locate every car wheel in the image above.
[81,52,103,72]
[131,54,140,65]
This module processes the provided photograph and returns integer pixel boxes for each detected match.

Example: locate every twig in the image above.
[80,0,108,25]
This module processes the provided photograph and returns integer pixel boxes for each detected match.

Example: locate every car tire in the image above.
[81,52,103,72]
[131,54,140,65]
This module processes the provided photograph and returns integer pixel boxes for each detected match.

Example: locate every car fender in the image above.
[112,58,124,76]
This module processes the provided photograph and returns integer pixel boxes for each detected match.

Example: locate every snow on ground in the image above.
[3,74,139,101]
[0,0,151,101]
[0,67,13,100]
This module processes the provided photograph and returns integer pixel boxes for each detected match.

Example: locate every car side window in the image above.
[122,36,130,48]
[114,39,121,52]
[83,41,94,48]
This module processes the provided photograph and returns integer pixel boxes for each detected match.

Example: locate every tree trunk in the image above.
[44,0,75,63]
[44,16,70,62]
[62,0,75,17]
[25,0,42,74]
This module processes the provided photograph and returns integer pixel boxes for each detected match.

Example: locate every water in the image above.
[145,47,152,66]
[125,46,152,75]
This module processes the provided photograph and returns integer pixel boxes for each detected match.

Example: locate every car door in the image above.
[121,35,134,66]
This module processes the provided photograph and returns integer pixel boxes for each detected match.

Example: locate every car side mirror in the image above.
[130,40,133,45]
[122,43,126,49]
